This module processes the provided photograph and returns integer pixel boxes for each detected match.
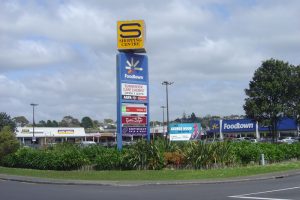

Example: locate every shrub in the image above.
[94,148,122,170]
[164,151,186,168]
[81,145,108,163]
[232,142,261,164]
[125,140,164,170]
[0,126,19,164]
[185,141,236,169]
[2,144,89,170]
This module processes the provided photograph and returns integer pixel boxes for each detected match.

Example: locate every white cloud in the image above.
[0,37,77,70]
[0,0,300,122]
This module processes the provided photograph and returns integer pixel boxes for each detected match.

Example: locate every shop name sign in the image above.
[169,123,202,141]
[116,20,149,150]
[122,116,147,125]
[222,119,255,132]
[170,126,193,132]
[118,53,148,82]
[122,127,147,136]
[122,104,147,114]
[58,130,74,134]
[122,83,147,97]
[223,123,254,130]
[117,20,146,53]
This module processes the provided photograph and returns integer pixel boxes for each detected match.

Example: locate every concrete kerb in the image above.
[1,169,300,187]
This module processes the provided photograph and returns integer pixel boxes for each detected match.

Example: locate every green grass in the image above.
[1,161,300,181]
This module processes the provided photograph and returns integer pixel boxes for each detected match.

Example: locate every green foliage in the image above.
[185,141,236,169]
[2,139,300,171]
[94,148,123,170]
[0,112,16,132]
[81,116,94,129]
[59,116,81,127]
[13,116,29,127]
[2,143,88,170]
[231,142,300,164]
[81,145,107,162]
[244,59,300,141]
[125,140,164,170]
[0,126,20,163]
[290,65,300,124]
[231,142,261,164]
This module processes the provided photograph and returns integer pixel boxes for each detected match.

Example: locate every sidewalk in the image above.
[1,169,300,186]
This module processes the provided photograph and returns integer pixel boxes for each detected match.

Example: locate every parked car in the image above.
[278,137,296,144]
[236,137,251,141]
[250,139,258,143]
[292,136,300,142]
[80,141,97,147]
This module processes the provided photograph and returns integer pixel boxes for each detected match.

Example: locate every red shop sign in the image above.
[122,116,147,125]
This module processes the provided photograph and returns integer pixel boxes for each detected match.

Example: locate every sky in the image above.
[1,0,300,123]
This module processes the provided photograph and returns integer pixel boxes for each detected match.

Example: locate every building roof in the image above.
[16,127,86,138]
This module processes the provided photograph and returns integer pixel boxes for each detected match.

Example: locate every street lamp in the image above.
[162,81,173,141]
[160,106,166,137]
[30,103,38,143]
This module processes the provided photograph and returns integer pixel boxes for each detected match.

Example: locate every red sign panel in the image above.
[122,116,147,125]
[126,107,146,113]
[122,95,147,101]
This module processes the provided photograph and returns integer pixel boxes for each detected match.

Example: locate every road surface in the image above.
[0,175,299,200]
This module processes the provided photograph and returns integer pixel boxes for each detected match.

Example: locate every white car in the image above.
[278,138,296,144]
[80,141,97,147]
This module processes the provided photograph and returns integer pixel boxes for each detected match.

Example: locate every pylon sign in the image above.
[116,52,149,150]
[117,20,146,53]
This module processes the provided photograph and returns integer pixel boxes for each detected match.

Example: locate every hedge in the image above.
[1,140,300,170]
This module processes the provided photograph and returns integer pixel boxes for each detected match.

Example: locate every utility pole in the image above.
[162,81,173,141]
[161,106,166,137]
[30,103,38,144]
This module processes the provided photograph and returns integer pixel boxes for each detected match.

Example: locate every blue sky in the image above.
[1,0,300,122]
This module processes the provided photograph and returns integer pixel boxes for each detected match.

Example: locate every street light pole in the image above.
[160,106,166,137]
[30,103,38,143]
[162,81,173,141]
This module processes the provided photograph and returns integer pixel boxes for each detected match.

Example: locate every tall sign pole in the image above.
[116,20,149,150]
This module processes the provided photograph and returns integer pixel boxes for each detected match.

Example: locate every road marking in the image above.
[229,186,300,200]
[229,197,291,200]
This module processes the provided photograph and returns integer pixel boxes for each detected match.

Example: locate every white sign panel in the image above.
[122,103,147,115]
[121,83,147,96]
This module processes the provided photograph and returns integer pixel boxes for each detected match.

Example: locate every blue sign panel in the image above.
[209,120,220,133]
[116,52,149,150]
[169,123,201,141]
[210,118,298,134]
[122,127,147,136]
[118,53,148,83]
[222,119,256,133]
[259,117,297,131]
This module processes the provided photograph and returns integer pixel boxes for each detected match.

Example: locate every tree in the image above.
[244,59,293,142]
[81,117,94,129]
[104,119,114,124]
[0,126,19,162]
[182,112,187,123]
[46,120,53,127]
[59,116,81,127]
[52,120,59,127]
[289,65,300,125]
[190,112,197,123]
[38,120,46,127]
[0,112,16,132]
[296,66,300,124]
[13,116,29,127]
[93,120,101,127]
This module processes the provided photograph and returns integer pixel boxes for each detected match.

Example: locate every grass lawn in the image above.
[1,161,300,181]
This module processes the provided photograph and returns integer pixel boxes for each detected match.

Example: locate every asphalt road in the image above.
[0,175,300,200]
